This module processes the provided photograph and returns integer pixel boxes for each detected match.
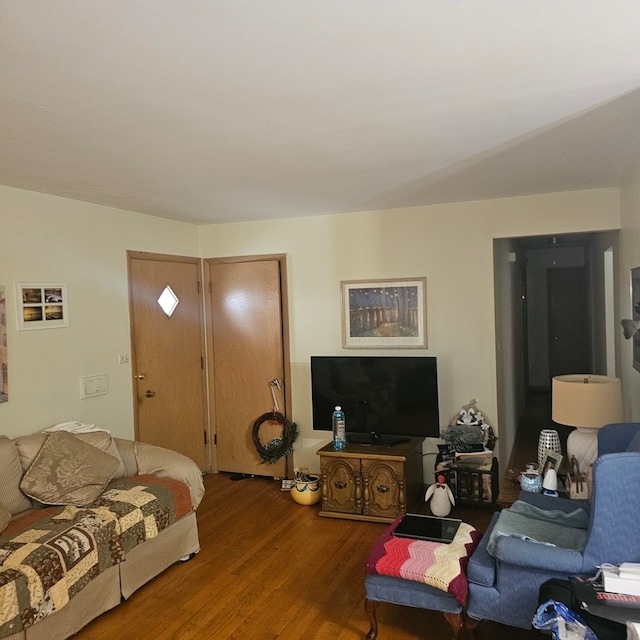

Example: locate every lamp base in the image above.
[567,427,598,472]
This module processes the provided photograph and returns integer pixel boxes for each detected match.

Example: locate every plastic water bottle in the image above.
[332,406,346,450]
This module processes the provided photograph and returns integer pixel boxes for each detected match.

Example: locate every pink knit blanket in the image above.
[365,517,481,606]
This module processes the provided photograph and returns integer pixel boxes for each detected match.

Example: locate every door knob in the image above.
[135,373,147,380]
[144,389,156,398]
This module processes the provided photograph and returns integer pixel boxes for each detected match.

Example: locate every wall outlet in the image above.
[81,374,108,399]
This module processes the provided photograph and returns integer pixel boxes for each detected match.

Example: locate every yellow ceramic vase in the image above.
[290,475,321,505]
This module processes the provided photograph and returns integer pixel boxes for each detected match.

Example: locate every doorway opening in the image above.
[494,230,619,489]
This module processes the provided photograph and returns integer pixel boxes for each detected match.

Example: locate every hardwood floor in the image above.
[499,390,573,504]
[76,471,543,640]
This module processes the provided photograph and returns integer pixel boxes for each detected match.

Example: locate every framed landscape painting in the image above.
[341,277,427,349]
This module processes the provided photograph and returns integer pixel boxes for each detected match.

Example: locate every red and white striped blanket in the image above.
[365,517,481,606]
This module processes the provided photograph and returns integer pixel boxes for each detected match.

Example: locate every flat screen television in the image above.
[310,355,440,445]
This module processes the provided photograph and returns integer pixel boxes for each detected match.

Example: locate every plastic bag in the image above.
[533,600,599,640]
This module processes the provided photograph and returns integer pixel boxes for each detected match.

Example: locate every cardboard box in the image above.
[603,569,640,596]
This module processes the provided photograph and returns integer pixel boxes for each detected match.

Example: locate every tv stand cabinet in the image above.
[316,438,424,523]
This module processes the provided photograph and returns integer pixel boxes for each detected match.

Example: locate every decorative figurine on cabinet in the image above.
[425,473,455,517]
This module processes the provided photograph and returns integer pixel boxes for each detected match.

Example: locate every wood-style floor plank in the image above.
[75,473,540,640]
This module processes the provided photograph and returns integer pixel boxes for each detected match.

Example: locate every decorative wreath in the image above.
[251,411,298,464]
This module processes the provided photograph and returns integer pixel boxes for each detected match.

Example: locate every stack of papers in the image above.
[454,450,492,470]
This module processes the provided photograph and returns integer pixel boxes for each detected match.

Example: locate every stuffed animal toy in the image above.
[425,473,455,517]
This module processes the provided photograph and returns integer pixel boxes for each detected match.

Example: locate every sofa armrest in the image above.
[134,442,205,510]
[598,423,640,455]
[467,512,499,587]
[493,536,584,574]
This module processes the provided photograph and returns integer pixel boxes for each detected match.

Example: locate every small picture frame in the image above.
[341,277,427,349]
[542,449,563,477]
[16,283,69,330]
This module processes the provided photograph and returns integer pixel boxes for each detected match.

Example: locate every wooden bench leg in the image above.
[365,598,379,640]
[464,614,481,639]
[443,612,464,639]
[366,598,470,640]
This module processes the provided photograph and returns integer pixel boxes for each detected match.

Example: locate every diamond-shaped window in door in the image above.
[157,285,179,317]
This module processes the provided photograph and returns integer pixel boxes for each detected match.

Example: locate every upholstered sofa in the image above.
[0,429,205,640]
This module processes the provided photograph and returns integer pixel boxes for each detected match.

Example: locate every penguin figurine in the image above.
[425,473,455,517]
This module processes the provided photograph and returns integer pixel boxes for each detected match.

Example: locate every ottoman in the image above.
[365,573,465,639]
[364,518,481,639]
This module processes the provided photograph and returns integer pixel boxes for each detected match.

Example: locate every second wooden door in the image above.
[207,256,290,477]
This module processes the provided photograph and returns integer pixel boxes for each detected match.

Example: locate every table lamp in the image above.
[552,374,624,471]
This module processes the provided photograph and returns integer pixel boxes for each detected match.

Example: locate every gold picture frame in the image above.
[341,277,427,349]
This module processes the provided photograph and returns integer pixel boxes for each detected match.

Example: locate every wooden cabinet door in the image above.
[362,459,404,519]
[320,457,361,514]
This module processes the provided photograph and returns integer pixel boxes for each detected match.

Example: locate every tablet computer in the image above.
[393,514,461,544]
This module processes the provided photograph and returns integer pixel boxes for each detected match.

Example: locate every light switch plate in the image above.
[81,374,108,399]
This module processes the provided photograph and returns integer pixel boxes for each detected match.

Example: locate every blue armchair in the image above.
[465,423,640,630]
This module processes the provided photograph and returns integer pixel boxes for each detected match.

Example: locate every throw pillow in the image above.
[14,433,48,472]
[0,502,10,533]
[0,436,33,514]
[15,431,126,478]
[20,431,120,506]
[74,431,126,479]
[627,430,640,453]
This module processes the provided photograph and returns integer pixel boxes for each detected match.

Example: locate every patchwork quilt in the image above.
[366,517,481,606]
[0,475,192,637]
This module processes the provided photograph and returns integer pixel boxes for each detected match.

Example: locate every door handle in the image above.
[144,389,156,398]
[135,373,147,380]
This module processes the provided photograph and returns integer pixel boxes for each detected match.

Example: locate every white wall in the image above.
[619,160,640,421]
[199,187,621,472]
[493,237,524,472]
[0,186,199,438]
[1,183,624,471]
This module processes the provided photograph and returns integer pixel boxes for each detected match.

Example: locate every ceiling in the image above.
[2,1,640,225]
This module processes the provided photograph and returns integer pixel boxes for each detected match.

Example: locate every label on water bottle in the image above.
[332,409,346,450]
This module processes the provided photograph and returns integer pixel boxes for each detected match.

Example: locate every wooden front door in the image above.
[128,251,208,470]
[206,255,290,477]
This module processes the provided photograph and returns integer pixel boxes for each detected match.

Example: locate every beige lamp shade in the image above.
[552,374,623,429]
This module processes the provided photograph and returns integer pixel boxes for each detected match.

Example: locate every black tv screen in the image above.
[310,356,440,445]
